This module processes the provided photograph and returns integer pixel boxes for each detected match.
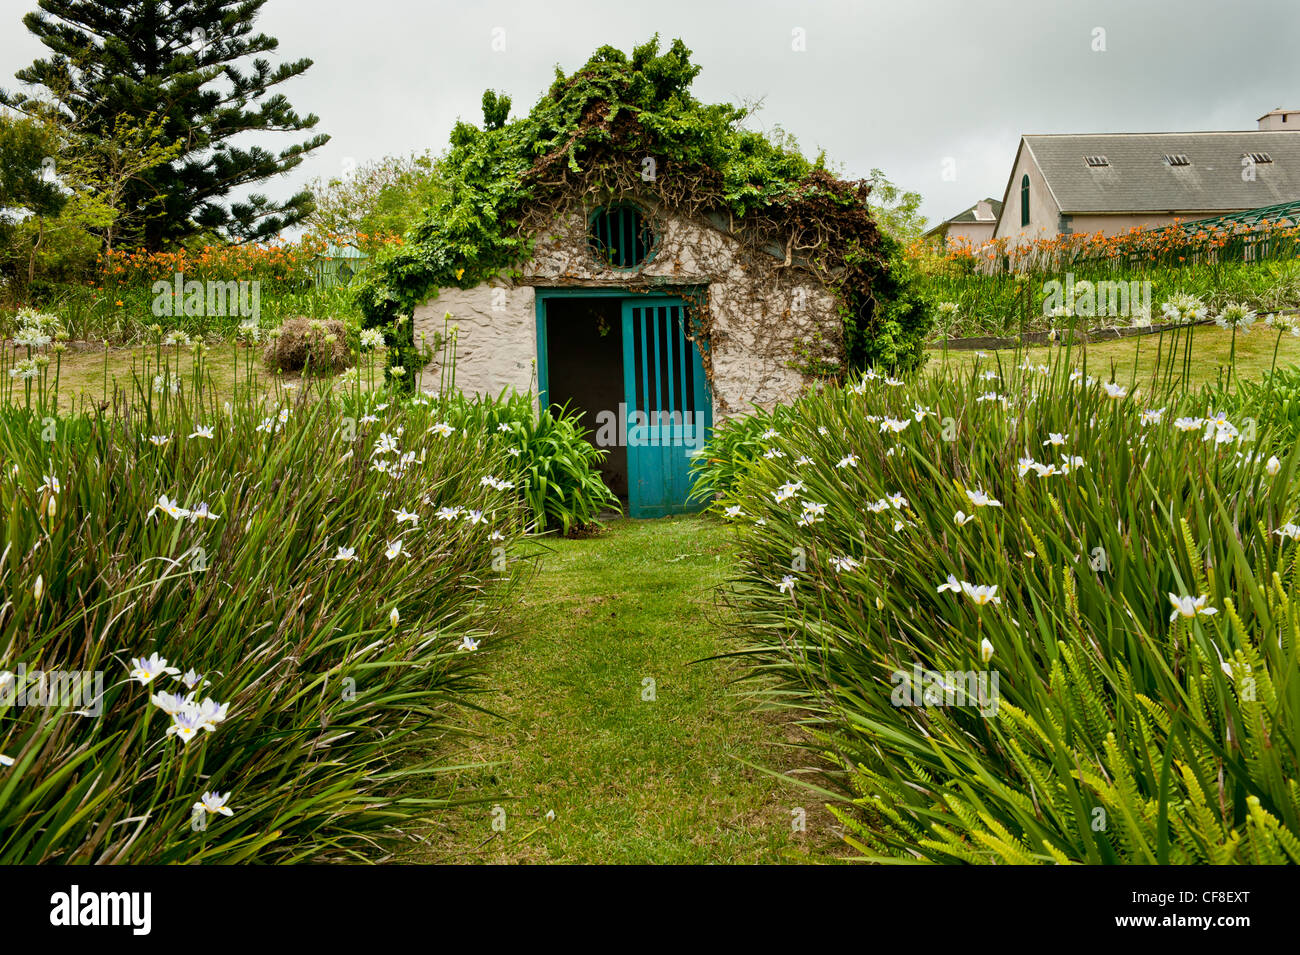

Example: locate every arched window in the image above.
[1020,175,1030,227]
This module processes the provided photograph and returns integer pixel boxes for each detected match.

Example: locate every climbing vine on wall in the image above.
[356,35,934,390]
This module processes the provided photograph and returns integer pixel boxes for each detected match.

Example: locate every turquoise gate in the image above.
[535,289,712,518]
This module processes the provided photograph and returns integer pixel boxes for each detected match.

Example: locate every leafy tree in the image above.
[60,112,185,253]
[866,169,928,242]
[305,152,446,239]
[0,110,69,287]
[481,90,511,131]
[1,108,182,292]
[2,0,329,249]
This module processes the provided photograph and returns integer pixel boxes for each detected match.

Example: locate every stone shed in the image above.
[412,195,842,517]
[360,40,905,520]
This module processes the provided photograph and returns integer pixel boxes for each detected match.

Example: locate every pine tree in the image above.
[2,0,329,248]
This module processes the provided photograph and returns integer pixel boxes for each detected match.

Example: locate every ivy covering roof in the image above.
[358,36,929,379]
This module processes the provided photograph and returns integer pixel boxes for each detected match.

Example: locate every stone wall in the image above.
[412,199,841,420]
[413,284,539,397]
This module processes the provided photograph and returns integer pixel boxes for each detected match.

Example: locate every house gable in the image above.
[993,139,1063,241]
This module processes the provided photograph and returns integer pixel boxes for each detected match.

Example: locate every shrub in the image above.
[1207,364,1300,447]
[264,316,350,373]
[912,245,1300,340]
[439,389,621,534]
[688,404,784,508]
[844,235,935,374]
[511,403,621,534]
[0,354,526,862]
[721,353,1300,864]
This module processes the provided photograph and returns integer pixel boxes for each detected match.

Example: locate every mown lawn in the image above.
[18,321,1300,415]
[3,341,397,412]
[928,323,1300,389]
[400,515,843,864]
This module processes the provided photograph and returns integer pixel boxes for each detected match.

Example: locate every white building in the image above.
[993,111,1300,242]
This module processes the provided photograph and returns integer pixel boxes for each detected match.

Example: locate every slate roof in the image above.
[1021,131,1300,213]
[947,198,1004,223]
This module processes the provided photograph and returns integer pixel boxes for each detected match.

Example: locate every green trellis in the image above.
[1175,198,1300,236]
[313,242,370,289]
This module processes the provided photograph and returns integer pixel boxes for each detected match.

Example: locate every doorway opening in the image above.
[541,296,628,501]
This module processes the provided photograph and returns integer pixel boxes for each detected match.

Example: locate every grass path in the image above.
[404,515,841,864]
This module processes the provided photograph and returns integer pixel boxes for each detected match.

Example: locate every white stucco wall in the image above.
[943,220,996,249]
[412,199,841,420]
[413,283,538,397]
[1062,212,1232,236]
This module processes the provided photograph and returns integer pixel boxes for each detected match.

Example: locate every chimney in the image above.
[1258,108,1300,130]
[973,199,994,221]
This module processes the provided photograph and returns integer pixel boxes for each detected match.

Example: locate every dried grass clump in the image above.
[264,317,349,374]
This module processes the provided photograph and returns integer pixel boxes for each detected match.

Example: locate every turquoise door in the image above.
[621,297,711,518]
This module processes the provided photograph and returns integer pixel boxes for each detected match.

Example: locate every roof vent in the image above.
[1246,152,1274,164]
[1084,155,1109,167]
[1164,154,1191,167]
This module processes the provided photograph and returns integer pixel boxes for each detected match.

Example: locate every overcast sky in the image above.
[3,0,1298,227]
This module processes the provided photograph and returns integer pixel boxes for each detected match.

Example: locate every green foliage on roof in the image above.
[357,36,931,388]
